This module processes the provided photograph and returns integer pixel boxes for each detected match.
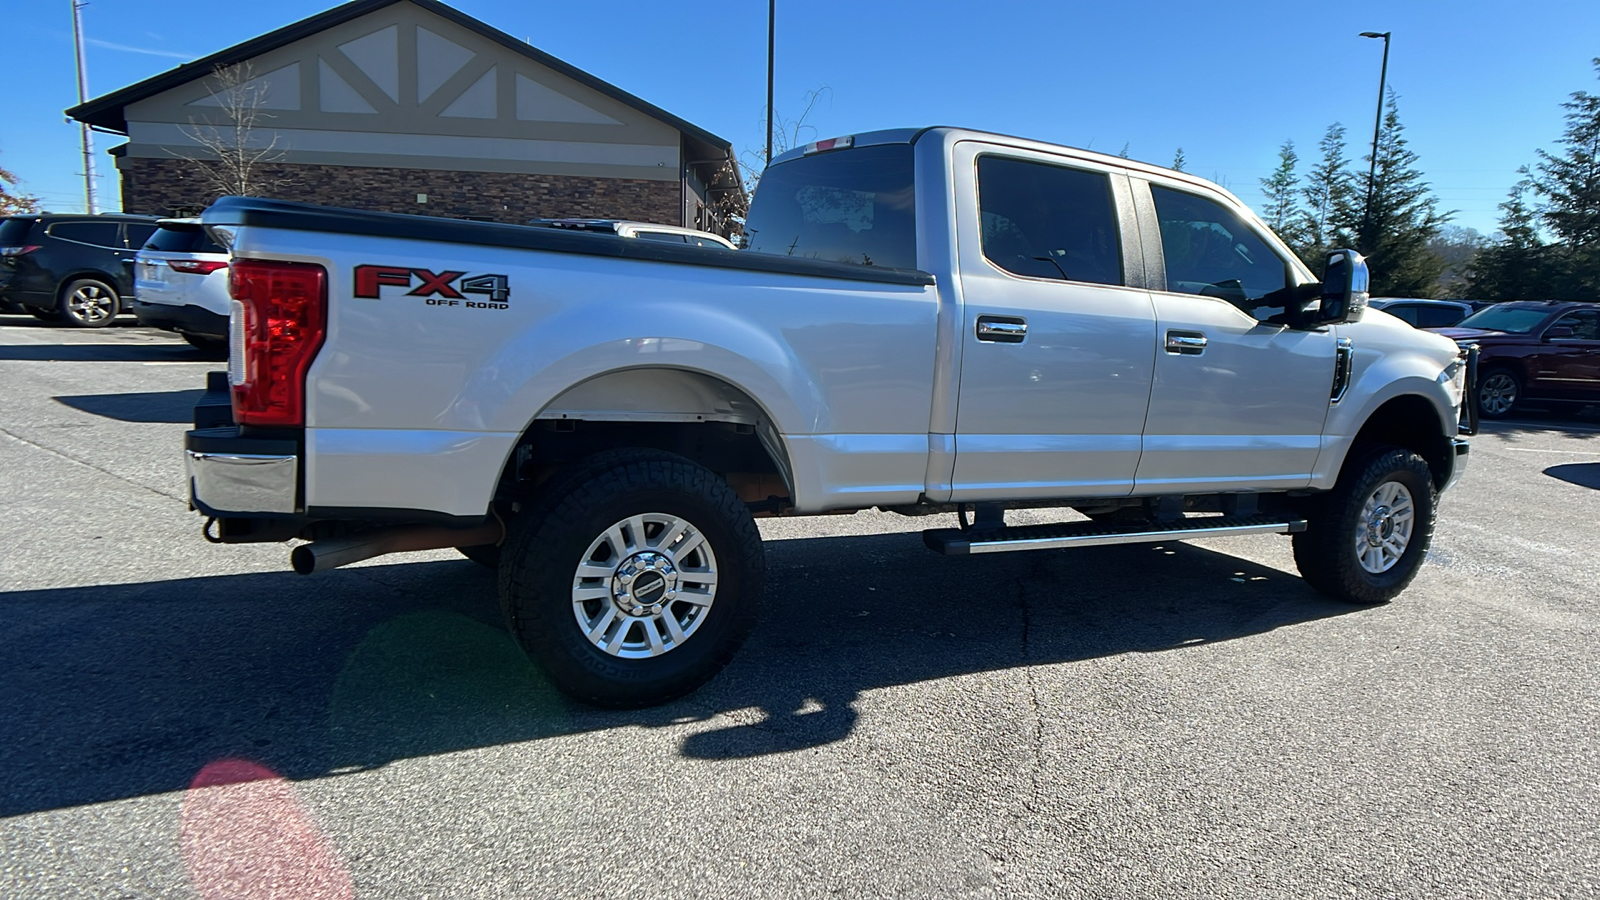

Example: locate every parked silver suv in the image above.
[131,218,230,354]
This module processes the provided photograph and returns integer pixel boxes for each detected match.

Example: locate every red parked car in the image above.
[1428,301,1600,418]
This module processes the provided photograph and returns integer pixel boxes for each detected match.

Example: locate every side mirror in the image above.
[1544,326,1575,340]
[1313,249,1370,326]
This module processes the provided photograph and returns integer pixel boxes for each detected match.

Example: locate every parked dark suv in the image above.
[1428,301,1600,418]
[0,213,161,327]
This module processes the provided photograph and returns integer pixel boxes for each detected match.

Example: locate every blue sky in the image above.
[4,0,1597,236]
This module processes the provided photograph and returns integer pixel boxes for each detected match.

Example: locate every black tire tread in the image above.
[498,448,763,708]
[1293,445,1437,606]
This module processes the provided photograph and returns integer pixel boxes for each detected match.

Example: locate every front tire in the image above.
[1476,368,1521,419]
[58,278,120,328]
[1293,446,1436,606]
[498,449,764,707]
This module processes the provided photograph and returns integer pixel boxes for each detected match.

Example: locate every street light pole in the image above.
[766,0,775,167]
[70,0,97,214]
[1359,31,1391,244]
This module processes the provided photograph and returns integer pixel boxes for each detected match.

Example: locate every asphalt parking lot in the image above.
[2,315,1598,899]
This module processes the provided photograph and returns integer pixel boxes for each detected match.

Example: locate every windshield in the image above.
[742,144,917,269]
[1456,306,1552,334]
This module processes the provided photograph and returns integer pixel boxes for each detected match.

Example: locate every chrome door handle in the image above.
[976,316,1027,343]
[1165,331,1207,355]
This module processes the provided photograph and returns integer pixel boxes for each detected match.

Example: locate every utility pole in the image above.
[1359,31,1391,246]
[70,0,97,214]
[765,0,774,167]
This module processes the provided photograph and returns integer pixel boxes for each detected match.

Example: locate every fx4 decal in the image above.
[353,265,510,308]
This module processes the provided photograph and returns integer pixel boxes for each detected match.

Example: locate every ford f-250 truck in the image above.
[185,127,1475,707]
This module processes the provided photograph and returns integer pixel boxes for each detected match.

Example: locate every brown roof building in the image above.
[67,0,745,235]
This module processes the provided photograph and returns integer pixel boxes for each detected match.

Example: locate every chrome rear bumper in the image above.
[186,449,299,514]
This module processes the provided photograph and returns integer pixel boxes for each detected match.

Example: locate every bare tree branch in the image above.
[167,63,295,204]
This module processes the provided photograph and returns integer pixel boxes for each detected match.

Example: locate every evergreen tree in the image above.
[1344,90,1449,296]
[1531,58,1600,296]
[1172,148,1186,172]
[1299,123,1354,266]
[1464,176,1555,300]
[1259,139,1305,258]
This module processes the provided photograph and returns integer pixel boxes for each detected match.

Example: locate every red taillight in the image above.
[0,245,41,257]
[169,259,229,275]
[229,259,327,427]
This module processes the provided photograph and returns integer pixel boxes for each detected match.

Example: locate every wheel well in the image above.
[1350,395,1453,489]
[56,272,120,301]
[494,369,793,508]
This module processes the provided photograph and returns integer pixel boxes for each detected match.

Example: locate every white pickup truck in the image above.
[187,127,1475,707]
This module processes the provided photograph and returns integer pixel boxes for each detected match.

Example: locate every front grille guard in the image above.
[1459,343,1480,436]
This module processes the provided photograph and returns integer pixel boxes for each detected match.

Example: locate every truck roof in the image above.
[768,126,1253,211]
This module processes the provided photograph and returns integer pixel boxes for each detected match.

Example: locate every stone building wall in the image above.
[117,157,683,225]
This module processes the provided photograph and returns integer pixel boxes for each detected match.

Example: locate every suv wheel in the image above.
[1476,368,1521,419]
[499,449,764,707]
[58,278,120,328]
[1293,445,1437,605]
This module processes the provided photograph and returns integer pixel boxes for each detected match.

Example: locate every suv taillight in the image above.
[0,245,41,257]
[169,259,229,275]
[229,259,327,427]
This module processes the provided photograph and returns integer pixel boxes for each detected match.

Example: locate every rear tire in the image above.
[498,449,764,708]
[1293,446,1436,605]
[58,278,120,328]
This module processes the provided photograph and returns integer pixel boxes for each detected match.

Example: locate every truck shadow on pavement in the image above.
[54,389,205,423]
[0,342,209,363]
[0,533,1358,816]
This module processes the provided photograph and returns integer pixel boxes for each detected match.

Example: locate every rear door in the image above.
[950,142,1155,500]
[1130,178,1335,493]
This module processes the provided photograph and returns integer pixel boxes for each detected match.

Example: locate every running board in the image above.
[922,515,1307,556]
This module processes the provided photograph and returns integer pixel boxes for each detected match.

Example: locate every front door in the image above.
[1533,308,1600,400]
[1132,180,1336,493]
[950,145,1156,501]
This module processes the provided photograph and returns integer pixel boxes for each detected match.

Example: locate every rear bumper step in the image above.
[923,515,1307,556]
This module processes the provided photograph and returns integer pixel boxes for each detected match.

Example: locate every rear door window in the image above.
[742,144,917,269]
[977,156,1123,286]
[1150,185,1289,313]
[48,221,123,248]
[124,223,159,249]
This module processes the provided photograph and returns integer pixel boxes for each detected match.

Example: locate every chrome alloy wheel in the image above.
[1479,372,1518,416]
[572,513,718,659]
[1355,480,1416,574]
[66,283,116,324]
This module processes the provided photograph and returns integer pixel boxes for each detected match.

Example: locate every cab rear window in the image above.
[742,145,917,269]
